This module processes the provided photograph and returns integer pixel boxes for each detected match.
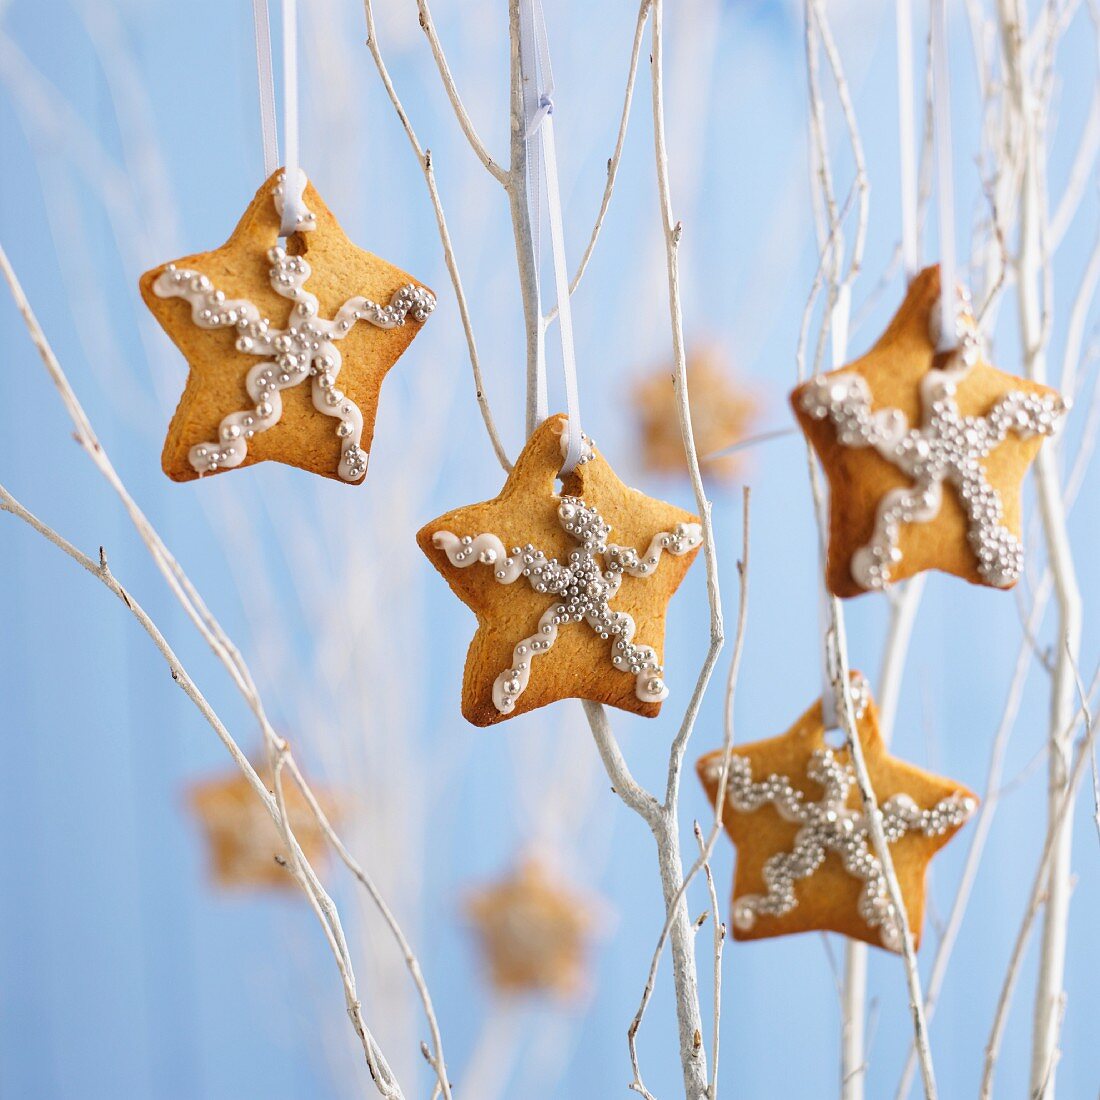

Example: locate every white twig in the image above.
[503,0,544,439]
[283,755,453,1100]
[581,701,661,825]
[995,2,1085,1090]
[800,3,936,1092]
[696,822,724,1100]
[414,0,508,184]
[0,485,403,1098]
[361,0,511,473]
[628,491,750,1100]
[980,666,1100,1098]
[842,573,926,1099]
[830,599,939,1100]
[895,577,1054,1098]
[544,0,652,324]
[1049,89,1100,248]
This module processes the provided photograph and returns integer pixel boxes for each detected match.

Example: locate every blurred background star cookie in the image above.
[464,856,595,998]
[633,343,760,483]
[140,169,435,484]
[188,764,337,891]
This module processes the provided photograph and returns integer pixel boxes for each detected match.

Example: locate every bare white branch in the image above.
[628,490,750,1099]
[994,2,1086,1089]
[980,667,1100,1097]
[0,484,404,1098]
[545,0,653,325]
[414,0,508,184]
[361,0,511,473]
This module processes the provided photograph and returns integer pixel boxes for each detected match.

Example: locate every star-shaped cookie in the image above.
[141,169,435,484]
[465,858,594,997]
[634,344,759,482]
[790,265,1064,597]
[189,767,335,891]
[417,415,703,727]
[696,677,976,951]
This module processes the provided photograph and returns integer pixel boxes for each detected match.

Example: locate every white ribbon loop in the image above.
[519,0,585,475]
[251,0,303,237]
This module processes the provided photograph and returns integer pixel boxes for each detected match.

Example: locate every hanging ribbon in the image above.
[519,0,585,474]
[930,0,957,349]
[251,0,279,179]
[279,0,301,236]
[896,0,919,281]
[251,0,302,236]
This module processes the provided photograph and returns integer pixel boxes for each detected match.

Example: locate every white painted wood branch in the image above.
[0,243,452,1100]
[801,3,935,1095]
[994,1,1086,1092]
[397,0,729,1094]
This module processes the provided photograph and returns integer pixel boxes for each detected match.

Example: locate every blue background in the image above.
[0,0,1097,1096]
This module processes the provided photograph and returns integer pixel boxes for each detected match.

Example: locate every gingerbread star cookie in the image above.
[141,169,435,484]
[189,766,335,891]
[696,676,976,951]
[791,266,1064,597]
[418,415,703,727]
[465,858,593,997]
[634,344,759,482]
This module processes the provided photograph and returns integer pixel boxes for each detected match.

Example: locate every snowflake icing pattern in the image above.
[433,497,702,713]
[704,734,976,949]
[153,246,434,482]
[798,322,1064,591]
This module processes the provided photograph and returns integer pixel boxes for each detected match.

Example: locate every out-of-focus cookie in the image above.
[465,858,593,997]
[696,675,976,951]
[417,415,703,727]
[189,765,335,891]
[141,169,434,484]
[633,344,759,481]
[790,266,1064,597]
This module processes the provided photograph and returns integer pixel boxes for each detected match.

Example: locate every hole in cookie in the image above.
[823,727,847,750]
[285,232,309,257]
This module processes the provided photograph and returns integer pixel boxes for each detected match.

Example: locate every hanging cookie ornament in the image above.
[634,344,759,482]
[189,765,337,891]
[418,416,702,726]
[141,0,434,483]
[141,172,434,484]
[697,675,976,951]
[790,266,1064,597]
[465,856,594,998]
[420,8,700,725]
